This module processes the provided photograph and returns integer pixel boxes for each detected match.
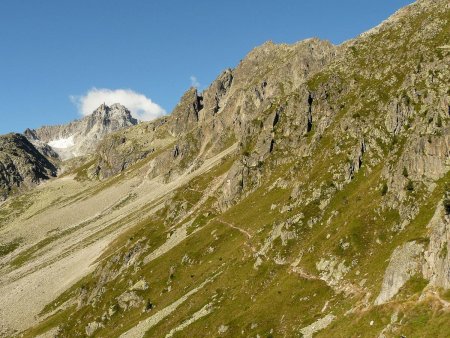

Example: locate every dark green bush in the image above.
[402,167,409,178]
[406,180,414,192]
[381,182,388,196]
[444,198,450,215]
[436,114,442,127]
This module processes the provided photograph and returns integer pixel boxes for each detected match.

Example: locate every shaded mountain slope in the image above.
[0,133,56,201]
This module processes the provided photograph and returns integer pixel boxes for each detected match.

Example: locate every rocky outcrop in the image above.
[169,88,203,137]
[93,117,174,179]
[218,162,247,211]
[423,202,450,289]
[85,321,104,336]
[375,241,424,305]
[94,133,153,179]
[0,133,57,200]
[385,97,415,135]
[317,256,350,288]
[116,291,143,311]
[200,69,233,118]
[300,314,336,338]
[401,133,449,182]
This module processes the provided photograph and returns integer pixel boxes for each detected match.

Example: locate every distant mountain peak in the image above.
[24,103,138,160]
[91,102,137,121]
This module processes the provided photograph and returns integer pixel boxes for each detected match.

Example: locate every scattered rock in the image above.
[85,321,104,336]
[218,324,229,334]
[375,241,424,305]
[300,314,335,338]
[130,279,149,291]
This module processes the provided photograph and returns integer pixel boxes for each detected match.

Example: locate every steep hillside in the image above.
[0,0,449,337]
[0,133,57,201]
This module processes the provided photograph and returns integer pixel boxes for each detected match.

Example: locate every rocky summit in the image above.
[0,0,449,337]
[25,103,138,161]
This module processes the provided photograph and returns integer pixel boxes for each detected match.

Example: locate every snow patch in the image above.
[48,136,75,149]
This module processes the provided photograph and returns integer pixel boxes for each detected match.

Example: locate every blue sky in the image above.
[0,0,414,134]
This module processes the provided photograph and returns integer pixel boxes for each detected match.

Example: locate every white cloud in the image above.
[70,88,166,121]
[190,76,200,88]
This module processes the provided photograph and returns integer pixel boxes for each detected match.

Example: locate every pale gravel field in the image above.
[0,143,237,336]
